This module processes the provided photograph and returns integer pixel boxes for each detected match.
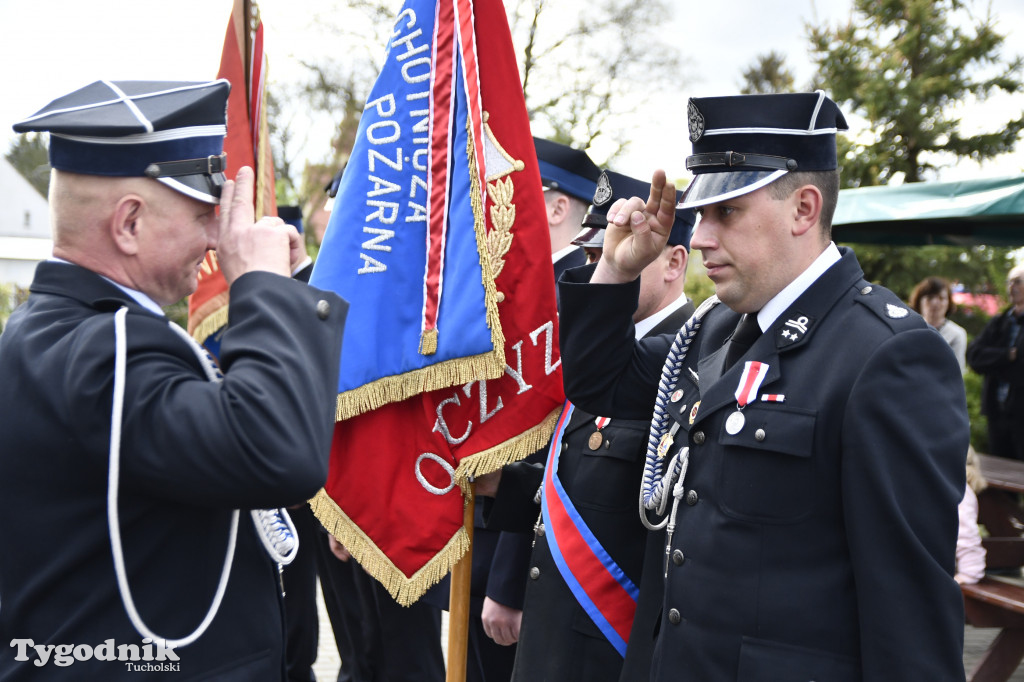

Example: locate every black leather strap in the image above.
[144,153,227,178]
[686,151,798,172]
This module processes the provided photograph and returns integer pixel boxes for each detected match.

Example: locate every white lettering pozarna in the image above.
[358,10,433,275]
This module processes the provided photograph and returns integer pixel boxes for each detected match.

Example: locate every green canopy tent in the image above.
[832,175,1024,246]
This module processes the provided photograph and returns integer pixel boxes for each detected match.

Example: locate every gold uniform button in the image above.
[316,299,331,319]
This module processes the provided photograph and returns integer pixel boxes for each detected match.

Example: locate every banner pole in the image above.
[446,486,474,682]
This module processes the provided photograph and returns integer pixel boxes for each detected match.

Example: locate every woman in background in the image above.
[910,276,968,374]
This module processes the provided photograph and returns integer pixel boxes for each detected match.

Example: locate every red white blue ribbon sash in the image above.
[541,401,639,657]
[734,360,769,407]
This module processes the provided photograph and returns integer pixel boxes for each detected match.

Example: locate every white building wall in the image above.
[0,158,51,287]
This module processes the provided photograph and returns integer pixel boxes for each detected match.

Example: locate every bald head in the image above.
[49,170,140,267]
[49,169,220,306]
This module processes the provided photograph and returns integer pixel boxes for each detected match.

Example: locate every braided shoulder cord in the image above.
[640,295,719,530]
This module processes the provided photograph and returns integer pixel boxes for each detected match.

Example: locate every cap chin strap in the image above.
[144,153,226,179]
[686,151,798,172]
[144,153,227,198]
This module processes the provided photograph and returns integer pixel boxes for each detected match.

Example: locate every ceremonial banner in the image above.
[188,0,277,354]
[311,0,564,604]
[310,0,509,419]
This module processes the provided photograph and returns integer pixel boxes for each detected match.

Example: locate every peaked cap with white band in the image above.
[678,90,848,210]
[574,170,696,249]
[534,137,602,204]
[13,80,231,205]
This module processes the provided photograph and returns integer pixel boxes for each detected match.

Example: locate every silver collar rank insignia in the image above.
[688,99,705,142]
[886,303,909,319]
[777,313,814,347]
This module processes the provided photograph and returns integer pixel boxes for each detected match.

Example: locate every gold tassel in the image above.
[419,328,438,356]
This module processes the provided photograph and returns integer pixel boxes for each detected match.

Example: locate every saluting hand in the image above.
[216,166,297,284]
[591,169,676,285]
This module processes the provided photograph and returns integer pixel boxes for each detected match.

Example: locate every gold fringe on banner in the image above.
[333,114,521,421]
[466,120,504,351]
[455,407,561,482]
[335,349,502,421]
[310,487,471,607]
[189,300,229,344]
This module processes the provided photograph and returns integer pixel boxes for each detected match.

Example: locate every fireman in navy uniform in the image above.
[0,81,347,680]
[481,170,696,682]
[534,137,602,287]
[557,92,968,681]
[427,138,603,681]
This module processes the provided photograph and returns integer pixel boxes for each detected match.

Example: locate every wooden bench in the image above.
[963,577,1024,682]
[964,454,1024,682]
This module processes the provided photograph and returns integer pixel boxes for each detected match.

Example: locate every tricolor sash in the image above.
[541,402,639,657]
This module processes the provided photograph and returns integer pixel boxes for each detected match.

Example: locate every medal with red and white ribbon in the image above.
[726,361,769,435]
[589,416,611,450]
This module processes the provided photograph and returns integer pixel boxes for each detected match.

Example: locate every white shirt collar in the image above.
[552,244,579,265]
[634,292,691,339]
[50,256,166,316]
[756,242,841,331]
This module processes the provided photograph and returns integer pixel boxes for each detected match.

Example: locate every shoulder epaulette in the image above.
[851,280,925,333]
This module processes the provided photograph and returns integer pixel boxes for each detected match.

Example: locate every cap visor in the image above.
[677,170,787,209]
[571,226,605,248]
[157,173,224,205]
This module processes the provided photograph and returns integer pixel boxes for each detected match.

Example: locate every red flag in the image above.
[310,0,564,604]
[188,0,276,348]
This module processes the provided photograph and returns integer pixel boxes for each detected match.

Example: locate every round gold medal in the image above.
[588,431,604,450]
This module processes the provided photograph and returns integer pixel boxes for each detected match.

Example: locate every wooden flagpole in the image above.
[446,486,474,682]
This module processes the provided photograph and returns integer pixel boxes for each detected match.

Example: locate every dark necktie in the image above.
[725,313,762,369]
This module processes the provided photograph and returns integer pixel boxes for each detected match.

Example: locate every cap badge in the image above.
[592,171,613,206]
[886,304,909,319]
[687,100,705,143]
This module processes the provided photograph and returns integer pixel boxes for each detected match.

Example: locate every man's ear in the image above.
[110,195,144,255]
[548,194,570,225]
[665,245,689,282]
[792,185,823,237]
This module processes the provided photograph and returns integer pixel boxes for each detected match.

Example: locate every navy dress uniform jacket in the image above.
[558,248,968,681]
[485,302,693,682]
[0,262,347,681]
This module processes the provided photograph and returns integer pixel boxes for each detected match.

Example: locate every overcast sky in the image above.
[2,0,1022,184]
